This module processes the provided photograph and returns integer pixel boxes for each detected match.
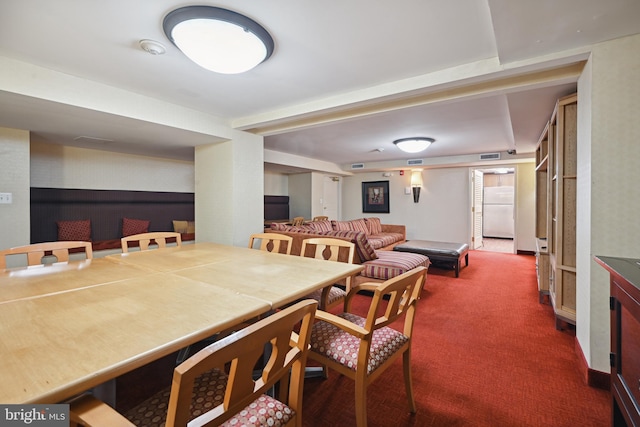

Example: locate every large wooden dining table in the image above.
[0,242,363,404]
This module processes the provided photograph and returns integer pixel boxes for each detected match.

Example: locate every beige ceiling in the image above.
[0,1,639,170]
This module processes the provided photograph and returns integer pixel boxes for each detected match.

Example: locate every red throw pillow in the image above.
[122,217,150,237]
[57,219,92,241]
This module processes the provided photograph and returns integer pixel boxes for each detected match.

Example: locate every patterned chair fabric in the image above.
[311,312,409,374]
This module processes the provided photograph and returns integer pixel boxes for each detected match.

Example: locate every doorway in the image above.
[471,167,515,254]
[322,176,340,220]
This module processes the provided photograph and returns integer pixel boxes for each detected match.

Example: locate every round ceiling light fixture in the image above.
[393,137,435,153]
[163,6,274,74]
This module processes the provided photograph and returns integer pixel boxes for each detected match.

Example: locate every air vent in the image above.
[479,153,500,160]
[407,159,424,166]
[351,163,365,169]
[73,136,115,144]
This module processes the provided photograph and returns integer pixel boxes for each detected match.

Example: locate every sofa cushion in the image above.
[57,219,92,241]
[323,230,378,262]
[365,217,383,235]
[270,222,288,231]
[362,250,429,280]
[368,233,405,249]
[333,218,369,235]
[306,220,333,232]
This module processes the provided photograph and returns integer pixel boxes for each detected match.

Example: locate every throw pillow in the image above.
[333,219,369,235]
[56,219,91,241]
[187,221,195,233]
[306,220,333,232]
[122,217,150,237]
[365,217,383,235]
[324,230,378,262]
[172,220,189,233]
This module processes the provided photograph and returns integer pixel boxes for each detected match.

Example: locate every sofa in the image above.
[270,217,430,285]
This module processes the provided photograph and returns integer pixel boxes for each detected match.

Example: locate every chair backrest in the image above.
[291,216,305,226]
[121,232,182,253]
[312,216,328,221]
[346,266,427,337]
[165,299,317,427]
[0,241,93,270]
[300,237,355,264]
[248,233,293,255]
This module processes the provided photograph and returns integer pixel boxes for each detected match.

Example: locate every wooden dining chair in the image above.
[120,232,182,253]
[308,266,427,427]
[291,216,305,226]
[248,232,293,255]
[0,241,93,270]
[69,299,318,427]
[312,215,328,221]
[300,237,356,310]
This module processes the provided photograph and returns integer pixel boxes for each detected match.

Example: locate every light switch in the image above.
[405,187,411,195]
[0,193,12,204]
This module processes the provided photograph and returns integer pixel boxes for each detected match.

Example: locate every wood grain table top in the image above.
[0,242,362,404]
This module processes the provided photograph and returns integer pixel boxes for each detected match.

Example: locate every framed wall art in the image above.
[362,180,390,213]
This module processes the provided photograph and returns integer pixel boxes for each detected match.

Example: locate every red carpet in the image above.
[302,250,610,426]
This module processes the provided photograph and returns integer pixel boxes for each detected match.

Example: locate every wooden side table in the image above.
[595,256,640,427]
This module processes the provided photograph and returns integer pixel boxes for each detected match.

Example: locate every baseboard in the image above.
[575,337,610,390]
[517,250,535,255]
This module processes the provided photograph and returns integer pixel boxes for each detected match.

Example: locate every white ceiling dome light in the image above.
[393,137,435,153]
[163,6,274,74]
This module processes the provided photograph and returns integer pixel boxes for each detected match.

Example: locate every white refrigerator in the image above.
[483,186,514,238]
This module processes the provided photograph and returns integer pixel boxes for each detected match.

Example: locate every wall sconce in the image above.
[410,170,423,203]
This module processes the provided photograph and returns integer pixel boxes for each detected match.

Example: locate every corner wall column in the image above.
[195,132,264,247]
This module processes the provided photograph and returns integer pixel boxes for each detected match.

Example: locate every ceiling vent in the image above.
[479,153,500,160]
[73,136,115,144]
[351,163,365,169]
[407,159,424,166]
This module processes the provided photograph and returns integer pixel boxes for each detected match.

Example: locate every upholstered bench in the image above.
[393,240,469,277]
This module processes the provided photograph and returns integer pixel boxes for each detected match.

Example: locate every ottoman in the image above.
[393,240,469,277]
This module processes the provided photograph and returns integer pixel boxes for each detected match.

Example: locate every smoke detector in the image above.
[139,39,166,55]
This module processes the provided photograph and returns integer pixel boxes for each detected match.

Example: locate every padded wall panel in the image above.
[30,188,194,243]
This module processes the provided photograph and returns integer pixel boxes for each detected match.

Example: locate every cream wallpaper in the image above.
[577,33,640,373]
[0,128,30,248]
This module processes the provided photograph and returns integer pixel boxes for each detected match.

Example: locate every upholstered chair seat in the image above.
[311,312,409,374]
[124,368,295,426]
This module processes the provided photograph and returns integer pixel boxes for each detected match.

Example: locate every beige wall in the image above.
[340,164,535,251]
[30,141,194,192]
[0,127,30,248]
[264,171,288,195]
[577,33,640,372]
[288,173,313,219]
[514,163,536,253]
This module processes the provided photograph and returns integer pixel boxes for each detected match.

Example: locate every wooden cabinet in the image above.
[535,122,550,301]
[595,256,640,427]
[535,93,577,328]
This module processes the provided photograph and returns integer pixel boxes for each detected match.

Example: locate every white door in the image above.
[472,170,484,249]
[322,176,340,220]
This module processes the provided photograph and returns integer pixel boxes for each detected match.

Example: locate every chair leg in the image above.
[403,350,417,413]
[354,376,367,427]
